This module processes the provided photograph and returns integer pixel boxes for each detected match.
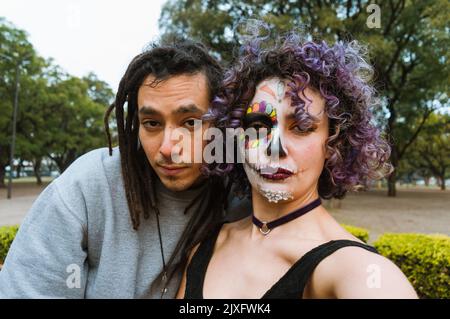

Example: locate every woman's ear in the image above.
[324,144,331,160]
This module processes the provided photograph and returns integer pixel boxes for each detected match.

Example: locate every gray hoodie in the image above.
[0,147,250,298]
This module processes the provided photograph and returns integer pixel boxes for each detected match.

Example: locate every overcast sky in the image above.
[1,0,167,91]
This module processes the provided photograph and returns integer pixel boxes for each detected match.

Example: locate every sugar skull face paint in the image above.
[240,77,329,204]
[243,100,277,149]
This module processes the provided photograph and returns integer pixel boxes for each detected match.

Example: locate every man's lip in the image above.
[157,165,188,176]
[159,165,188,170]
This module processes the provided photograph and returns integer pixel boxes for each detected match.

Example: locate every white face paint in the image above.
[240,77,330,205]
[240,78,296,203]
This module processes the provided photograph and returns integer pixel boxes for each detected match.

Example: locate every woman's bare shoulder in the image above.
[312,242,418,298]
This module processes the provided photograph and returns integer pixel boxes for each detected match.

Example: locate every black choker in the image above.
[252,198,322,235]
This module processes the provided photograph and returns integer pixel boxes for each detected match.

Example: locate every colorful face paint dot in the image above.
[251,139,260,148]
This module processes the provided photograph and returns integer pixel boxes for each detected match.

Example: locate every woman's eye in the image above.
[292,125,316,135]
[248,122,270,132]
[142,120,160,129]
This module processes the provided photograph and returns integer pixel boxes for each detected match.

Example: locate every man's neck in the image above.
[155,177,207,203]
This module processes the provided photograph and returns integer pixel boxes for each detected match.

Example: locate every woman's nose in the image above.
[265,129,287,158]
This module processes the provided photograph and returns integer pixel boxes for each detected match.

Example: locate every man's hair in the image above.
[104,37,228,280]
[204,26,393,199]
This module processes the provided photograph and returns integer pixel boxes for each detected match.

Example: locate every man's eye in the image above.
[183,118,197,129]
[142,120,161,129]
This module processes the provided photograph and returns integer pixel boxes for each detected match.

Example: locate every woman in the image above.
[176,29,418,299]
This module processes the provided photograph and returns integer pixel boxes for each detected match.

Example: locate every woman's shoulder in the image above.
[295,213,417,298]
[310,238,418,298]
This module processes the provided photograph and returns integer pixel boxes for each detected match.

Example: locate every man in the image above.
[0,38,249,298]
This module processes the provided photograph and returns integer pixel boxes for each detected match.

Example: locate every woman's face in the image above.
[240,77,329,203]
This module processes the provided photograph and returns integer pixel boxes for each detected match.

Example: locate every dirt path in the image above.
[0,182,51,226]
[1,182,449,243]
[326,187,450,243]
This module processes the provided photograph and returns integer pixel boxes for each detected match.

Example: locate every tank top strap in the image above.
[184,223,223,299]
[262,239,379,299]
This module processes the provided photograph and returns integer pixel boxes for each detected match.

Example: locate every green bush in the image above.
[374,233,450,299]
[1,223,449,299]
[341,224,369,243]
[0,225,19,264]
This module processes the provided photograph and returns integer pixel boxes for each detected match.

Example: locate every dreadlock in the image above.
[103,36,231,281]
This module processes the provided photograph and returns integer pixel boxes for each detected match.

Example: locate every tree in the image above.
[42,75,113,173]
[1,17,115,186]
[160,0,450,196]
[0,17,42,187]
[403,113,450,190]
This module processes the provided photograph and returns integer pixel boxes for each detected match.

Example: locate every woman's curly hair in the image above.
[202,26,393,200]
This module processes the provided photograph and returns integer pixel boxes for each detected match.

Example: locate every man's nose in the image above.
[159,127,179,160]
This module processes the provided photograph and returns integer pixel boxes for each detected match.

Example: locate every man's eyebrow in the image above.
[138,104,203,116]
[139,106,160,116]
[172,104,203,115]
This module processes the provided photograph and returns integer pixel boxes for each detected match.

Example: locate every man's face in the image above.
[137,73,210,191]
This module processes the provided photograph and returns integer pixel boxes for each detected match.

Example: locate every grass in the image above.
[8,176,54,184]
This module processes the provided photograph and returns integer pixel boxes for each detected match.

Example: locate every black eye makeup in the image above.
[243,113,274,132]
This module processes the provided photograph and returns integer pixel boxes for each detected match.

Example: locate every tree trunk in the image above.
[439,169,446,191]
[386,103,398,197]
[33,158,42,185]
[16,159,23,179]
[388,170,397,196]
[60,149,77,173]
[388,146,398,197]
[424,176,430,186]
[0,165,5,188]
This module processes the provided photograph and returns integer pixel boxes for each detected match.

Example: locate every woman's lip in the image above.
[260,172,293,180]
[158,165,188,176]
[258,167,294,180]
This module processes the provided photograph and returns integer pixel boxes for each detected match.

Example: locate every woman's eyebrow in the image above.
[286,112,322,125]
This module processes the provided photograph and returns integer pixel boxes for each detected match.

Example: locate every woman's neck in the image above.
[247,187,325,240]
[252,188,320,222]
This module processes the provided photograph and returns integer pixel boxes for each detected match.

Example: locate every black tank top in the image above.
[185,223,379,299]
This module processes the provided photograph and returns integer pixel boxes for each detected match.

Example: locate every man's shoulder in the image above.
[52,147,122,199]
[56,147,121,182]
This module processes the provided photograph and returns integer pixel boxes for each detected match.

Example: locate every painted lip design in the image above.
[260,167,294,180]
[247,163,296,181]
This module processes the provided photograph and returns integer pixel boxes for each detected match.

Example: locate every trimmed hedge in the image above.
[342,224,369,243]
[374,233,450,299]
[0,225,19,264]
[1,224,449,298]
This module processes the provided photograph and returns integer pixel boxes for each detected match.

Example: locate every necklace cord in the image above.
[252,198,322,232]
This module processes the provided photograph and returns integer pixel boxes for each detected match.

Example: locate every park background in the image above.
[0,0,449,298]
